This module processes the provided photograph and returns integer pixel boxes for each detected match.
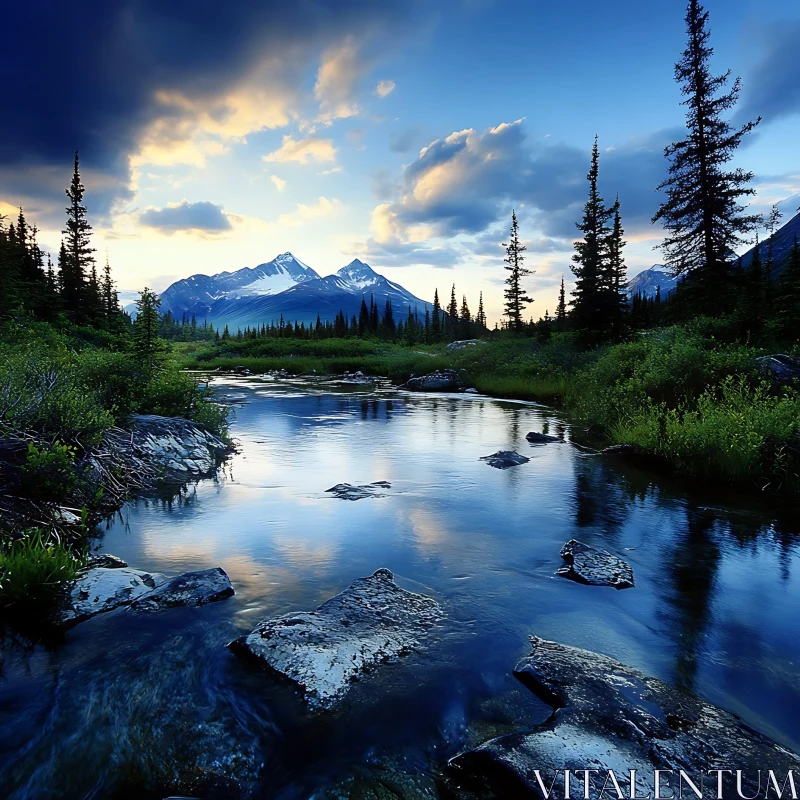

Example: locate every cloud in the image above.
[140,200,233,234]
[389,125,423,153]
[739,22,800,125]
[263,135,337,164]
[277,196,341,227]
[0,0,423,220]
[314,36,362,121]
[375,79,396,98]
[353,237,464,269]
[270,175,287,191]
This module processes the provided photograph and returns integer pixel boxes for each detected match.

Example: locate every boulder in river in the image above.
[449,637,800,799]
[59,567,167,625]
[128,414,229,479]
[403,370,465,392]
[557,538,634,589]
[130,567,234,613]
[757,354,800,385]
[525,431,560,443]
[326,481,391,500]
[480,450,530,470]
[229,568,443,709]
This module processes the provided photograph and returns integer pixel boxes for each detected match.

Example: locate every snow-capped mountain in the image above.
[739,208,800,274]
[626,265,678,299]
[151,254,432,329]
[155,252,320,319]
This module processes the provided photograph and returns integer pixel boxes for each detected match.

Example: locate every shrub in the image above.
[20,441,78,501]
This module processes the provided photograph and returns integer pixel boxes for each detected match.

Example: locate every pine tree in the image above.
[358,297,370,337]
[571,138,612,341]
[555,276,567,331]
[503,210,533,332]
[383,300,395,335]
[742,234,764,335]
[133,288,164,367]
[431,289,442,339]
[369,294,379,332]
[604,196,628,338]
[460,295,472,338]
[652,0,761,315]
[476,292,486,329]
[775,235,800,338]
[447,284,459,338]
[765,204,783,290]
[63,151,96,323]
[101,252,119,321]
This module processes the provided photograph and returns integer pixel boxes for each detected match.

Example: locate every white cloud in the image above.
[375,79,396,98]
[263,135,337,164]
[270,175,287,191]
[277,196,342,227]
[314,36,361,121]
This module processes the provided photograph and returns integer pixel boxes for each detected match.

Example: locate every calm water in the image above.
[2,375,800,798]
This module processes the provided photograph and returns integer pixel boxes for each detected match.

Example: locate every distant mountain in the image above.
[148,254,432,329]
[626,265,679,299]
[739,209,800,275]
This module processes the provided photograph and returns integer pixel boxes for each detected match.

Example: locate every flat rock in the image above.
[557,539,634,589]
[128,414,228,478]
[757,354,800,385]
[59,567,166,625]
[525,431,560,443]
[403,370,465,392]
[480,450,530,470]
[449,637,800,799]
[446,339,486,351]
[130,567,234,613]
[229,568,443,709]
[326,481,391,500]
[85,553,128,569]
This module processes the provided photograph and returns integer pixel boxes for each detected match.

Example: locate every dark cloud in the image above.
[1,0,423,221]
[738,22,800,125]
[356,238,462,269]
[140,201,232,233]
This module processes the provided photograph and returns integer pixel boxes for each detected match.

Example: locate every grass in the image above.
[0,529,84,611]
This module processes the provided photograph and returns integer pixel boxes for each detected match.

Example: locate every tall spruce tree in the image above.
[431,288,442,339]
[652,0,761,314]
[502,210,533,332]
[570,138,613,341]
[447,284,459,338]
[775,235,800,338]
[358,297,370,336]
[555,276,567,330]
[63,150,96,323]
[765,204,782,288]
[476,292,486,329]
[133,288,164,368]
[604,196,628,338]
[460,295,471,338]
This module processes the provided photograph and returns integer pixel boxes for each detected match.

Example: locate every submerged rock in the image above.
[60,567,167,625]
[403,370,465,392]
[556,539,634,589]
[229,568,443,709]
[85,553,128,569]
[130,567,234,613]
[525,431,561,443]
[326,481,391,500]
[128,414,228,479]
[480,450,530,470]
[449,637,800,799]
[757,354,800,385]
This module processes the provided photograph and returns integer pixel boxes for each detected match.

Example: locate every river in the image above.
[2,374,799,798]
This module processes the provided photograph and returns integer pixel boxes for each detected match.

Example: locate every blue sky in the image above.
[2,0,799,322]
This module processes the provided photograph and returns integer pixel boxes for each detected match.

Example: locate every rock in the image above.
[525,431,560,443]
[757,354,800,385]
[54,507,82,525]
[480,450,530,470]
[403,370,465,392]
[59,567,167,625]
[449,637,800,799]
[464,387,479,394]
[233,365,250,375]
[446,339,486,351]
[325,481,391,500]
[128,414,228,479]
[130,567,234,613]
[556,539,634,589]
[85,553,128,569]
[229,568,443,709]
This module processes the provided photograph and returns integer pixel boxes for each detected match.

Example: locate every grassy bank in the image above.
[180,321,800,493]
[0,319,229,612]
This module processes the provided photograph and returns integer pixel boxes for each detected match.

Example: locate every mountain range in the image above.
[625,265,678,299]
[143,253,432,329]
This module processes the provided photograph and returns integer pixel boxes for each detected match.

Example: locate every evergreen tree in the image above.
[570,138,613,341]
[431,289,442,339]
[447,284,459,338]
[765,204,783,289]
[358,297,370,337]
[369,294,379,333]
[102,252,119,320]
[476,292,486,330]
[775,235,800,338]
[133,288,165,367]
[742,234,764,335]
[63,151,96,324]
[604,196,628,338]
[555,276,567,330]
[652,0,761,314]
[536,310,552,343]
[460,295,472,338]
[503,210,533,332]
[383,300,395,335]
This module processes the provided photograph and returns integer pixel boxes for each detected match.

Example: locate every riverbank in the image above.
[178,317,800,494]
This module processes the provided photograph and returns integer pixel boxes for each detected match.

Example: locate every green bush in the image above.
[0,529,84,610]
[20,441,78,501]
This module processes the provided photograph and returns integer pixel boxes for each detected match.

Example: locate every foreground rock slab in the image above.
[557,539,634,589]
[128,414,228,479]
[60,567,167,625]
[449,637,800,799]
[403,369,465,392]
[130,567,234,613]
[326,481,391,500]
[229,568,443,709]
[480,450,530,470]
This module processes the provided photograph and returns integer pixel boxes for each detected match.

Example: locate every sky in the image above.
[2,0,799,323]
